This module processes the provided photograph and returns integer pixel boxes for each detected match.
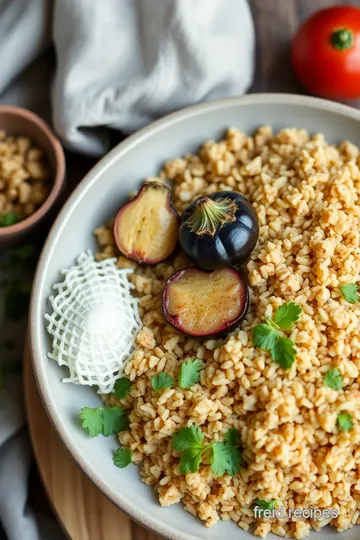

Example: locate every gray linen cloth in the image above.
[0,1,254,539]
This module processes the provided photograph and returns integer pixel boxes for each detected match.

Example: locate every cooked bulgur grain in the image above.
[98,127,360,538]
[0,130,50,224]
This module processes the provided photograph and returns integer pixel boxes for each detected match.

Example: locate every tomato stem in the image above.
[330,28,354,51]
[185,196,237,236]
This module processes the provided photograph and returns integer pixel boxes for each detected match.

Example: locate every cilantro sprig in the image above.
[179,358,202,389]
[337,413,354,432]
[339,283,359,304]
[113,447,132,468]
[147,358,202,395]
[172,426,244,477]
[79,406,128,437]
[0,211,18,227]
[324,368,343,391]
[114,378,132,399]
[152,372,174,392]
[253,302,302,369]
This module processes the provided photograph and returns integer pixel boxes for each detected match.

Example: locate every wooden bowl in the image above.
[0,106,66,245]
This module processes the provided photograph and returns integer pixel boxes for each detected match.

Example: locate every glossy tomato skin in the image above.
[292,6,360,98]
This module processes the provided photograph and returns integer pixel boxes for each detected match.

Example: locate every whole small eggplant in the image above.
[179,191,259,270]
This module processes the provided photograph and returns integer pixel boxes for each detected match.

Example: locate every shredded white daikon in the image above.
[45,250,142,393]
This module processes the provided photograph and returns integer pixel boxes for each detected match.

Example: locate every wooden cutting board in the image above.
[24,346,162,540]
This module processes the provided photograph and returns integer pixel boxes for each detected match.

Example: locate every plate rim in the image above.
[30,93,360,540]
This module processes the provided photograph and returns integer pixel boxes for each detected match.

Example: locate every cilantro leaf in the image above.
[224,428,241,447]
[151,372,174,393]
[340,283,359,304]
[79,407,103,437]
[114,378,131,399]
[270,337,296,369]
[179,448,204,474]
[254,499,277,517]
[273,302,302,330]
[337,413,354,432]
[210,442,231,477]
[172,426,206,474]
[172,425,204,452]
[211,429,244,477]
[324,368,343,391]
[79,406,128,437]
[0,212,18,226]
[178,358,202,389]
[113,448,132,468]
[252,324,278,351]
[102,407,128,436]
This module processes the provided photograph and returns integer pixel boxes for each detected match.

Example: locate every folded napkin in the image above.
[1,0,254,155]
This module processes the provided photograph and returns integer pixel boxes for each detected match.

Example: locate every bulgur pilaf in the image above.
[0,131,50,224]
[96,127,360,539]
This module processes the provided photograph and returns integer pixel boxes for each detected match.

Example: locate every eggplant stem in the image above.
[185,196,237,236]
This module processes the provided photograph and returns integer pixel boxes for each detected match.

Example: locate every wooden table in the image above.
[25,1,360,538]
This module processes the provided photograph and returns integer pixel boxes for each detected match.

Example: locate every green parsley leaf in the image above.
[273,302,302,330]
[337,413,354,432]
[178,358,202,389]
[254,499,277,517]
[324,368,343,391]
[102,407,128,436]
[179,448,204,474]
[114,378,131,399]
[79,406,128,437]
[0,212,18,227]
[270,337,296,369]
[210,429,244,477]
[151,372,174,393]
[113,447,132,468]
[79,407,103,437]
[340,283,359,304]
[252,324,278,351]
[172,426,206,474]
[224,428,241,447]
[210,442,231,477]
[172,425,204,452]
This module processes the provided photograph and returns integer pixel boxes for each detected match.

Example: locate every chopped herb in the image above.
[273,302,302,330]
[339,283,359,304]
[270,337,296,370]
[172,426,244,477]
[211,428,244,477]
[253,302,302,370]
[79,406,128,437]
[337,412,354,432]
[113,447,132,468]
[114,378,131,399]
[252,323,278,351]
[254,499,277,517]
[178,358,202,389]
[324,368,343,391]
[0,212,18,226]
[151,372,174,393]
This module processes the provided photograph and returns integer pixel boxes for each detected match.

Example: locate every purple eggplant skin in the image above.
[179,191,259,271]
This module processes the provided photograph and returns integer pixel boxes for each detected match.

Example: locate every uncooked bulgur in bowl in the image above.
[0,106,65,245]
[31,95,360,540]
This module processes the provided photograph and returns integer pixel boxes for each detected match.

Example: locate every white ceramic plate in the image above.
[30,94,360,540]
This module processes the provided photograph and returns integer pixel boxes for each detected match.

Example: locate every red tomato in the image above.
[292,5,360,99]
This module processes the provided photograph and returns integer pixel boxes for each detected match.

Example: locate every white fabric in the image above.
[1,0,254,155]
